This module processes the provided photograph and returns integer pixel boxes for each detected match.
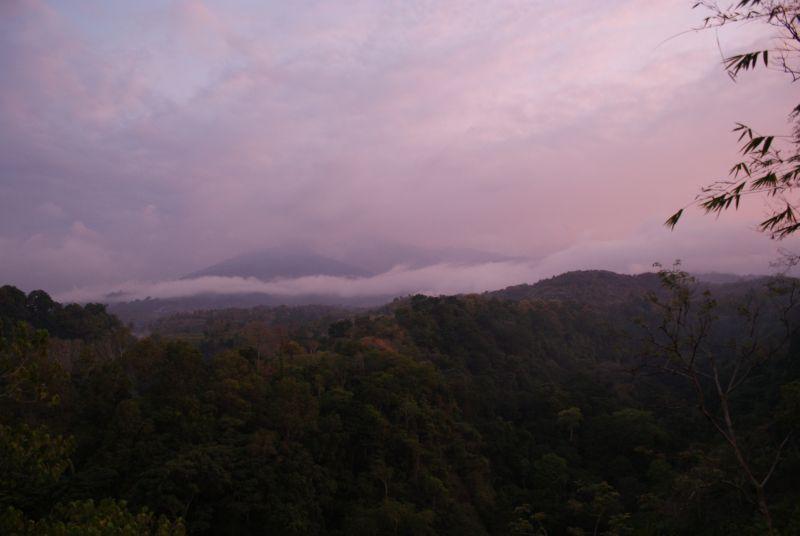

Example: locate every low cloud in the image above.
[54,261,539,303]
[52,215,799,304]
[533,216,794,278]
[0,221,120,291]
[1,1,796,294]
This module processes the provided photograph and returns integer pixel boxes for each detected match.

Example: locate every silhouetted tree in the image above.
[642,262,799,532]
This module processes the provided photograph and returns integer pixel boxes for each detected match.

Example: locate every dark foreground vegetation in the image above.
[1,270,799,535]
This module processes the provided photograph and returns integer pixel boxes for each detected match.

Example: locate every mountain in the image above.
[109,267,774,331]
[185,246,373,280]
[103,244,526,330]
[489,270,663,304]
[186,243,522,281]
[488,269,773,305]
[341,242,525,273]
[5,273,800,534]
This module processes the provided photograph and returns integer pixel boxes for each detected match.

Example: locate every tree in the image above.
[557,407,583,443]
[0,424,74,512]
[566,481,627,536]
[0,323,65,405]
[666,1,800,238]
[0,499,186,535]
[642,263,799,532]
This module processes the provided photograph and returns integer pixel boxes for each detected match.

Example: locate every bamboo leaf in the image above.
[665,209,683,229]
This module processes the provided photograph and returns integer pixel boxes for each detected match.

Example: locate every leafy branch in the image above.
[667,1,800,237]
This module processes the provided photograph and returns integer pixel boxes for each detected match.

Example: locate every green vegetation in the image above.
[0,271,798,534]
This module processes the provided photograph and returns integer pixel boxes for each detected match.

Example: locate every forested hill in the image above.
[1,272,799,534]
[108,270,766,331]
[488,269,769,304]
[489,270,663,303]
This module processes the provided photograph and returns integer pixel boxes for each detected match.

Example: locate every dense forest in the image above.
[1,270,799,535]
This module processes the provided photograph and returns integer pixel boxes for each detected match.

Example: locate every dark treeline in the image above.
[1,271,799,535]
[0,285,125,341]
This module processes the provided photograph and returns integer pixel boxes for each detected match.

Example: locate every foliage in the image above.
[0,277,798,534]
[0,285,125,341]
[666,0,800,237]
[0,499,185,535]
[641,262,799,532]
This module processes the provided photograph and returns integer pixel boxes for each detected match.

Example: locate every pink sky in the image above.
[1,0,798,296]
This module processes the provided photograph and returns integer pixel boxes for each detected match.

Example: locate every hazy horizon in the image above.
[2,0,799,300]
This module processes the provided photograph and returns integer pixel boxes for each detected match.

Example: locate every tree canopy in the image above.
[1,275,798,534]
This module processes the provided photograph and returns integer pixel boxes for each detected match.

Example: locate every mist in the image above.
[1,0,798,297]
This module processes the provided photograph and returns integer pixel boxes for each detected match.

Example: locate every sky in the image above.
[1,0,798,300]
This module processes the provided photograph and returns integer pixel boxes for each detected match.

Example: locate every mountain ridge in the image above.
[185,247,373,281]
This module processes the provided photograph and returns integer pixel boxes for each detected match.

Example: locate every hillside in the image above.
[110,269,779,331]
[108,292,389,333]
[2,272,799,534]
[489,270,663,303]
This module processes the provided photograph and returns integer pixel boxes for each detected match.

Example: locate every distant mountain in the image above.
[342,243,524,273]
[185,246,373,280]
[186,243,524,282]
[109,244,525,330]
[107,267,781,331]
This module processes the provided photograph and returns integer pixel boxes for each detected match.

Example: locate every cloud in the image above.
[35,201,67,220]
[53,213,798,304]
[0,221,120,291]
[54,261,539,303]
[532,216,795,277]
[0,0,796,293]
